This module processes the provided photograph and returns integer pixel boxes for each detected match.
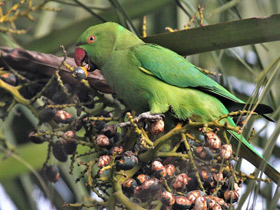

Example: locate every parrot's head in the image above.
[74,22,143,72]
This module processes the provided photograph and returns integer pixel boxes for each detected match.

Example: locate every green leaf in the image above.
[0,143,48,181]
[0,143,90,181]
[143,14,280,55]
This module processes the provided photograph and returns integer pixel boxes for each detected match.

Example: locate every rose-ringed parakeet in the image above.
[74,22,280,183]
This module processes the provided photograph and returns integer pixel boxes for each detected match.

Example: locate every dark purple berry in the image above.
[44,165,60,182]
[116,151,138,171]
[38,108,56,123]
[53,141,68,162]
[101,124,116,138]
[61,139,77,155]
[28,131,44,144]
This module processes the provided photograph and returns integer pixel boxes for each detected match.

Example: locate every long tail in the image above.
[226,119,280,184]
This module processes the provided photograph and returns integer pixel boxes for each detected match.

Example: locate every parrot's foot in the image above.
[116,112,164,128]
[136,112,164,122]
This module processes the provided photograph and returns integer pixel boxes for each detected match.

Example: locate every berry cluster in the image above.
[121,137,239,210]
[27,103,244,210]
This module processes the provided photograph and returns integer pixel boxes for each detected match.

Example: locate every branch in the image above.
[0,47,113,93]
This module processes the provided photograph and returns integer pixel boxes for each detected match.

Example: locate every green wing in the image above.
[133,44,243,104]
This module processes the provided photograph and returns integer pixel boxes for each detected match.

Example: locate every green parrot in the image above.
[74,22,280,183]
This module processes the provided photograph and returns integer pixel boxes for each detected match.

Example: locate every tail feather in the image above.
[227,129,280,184]
[223,100,274,122]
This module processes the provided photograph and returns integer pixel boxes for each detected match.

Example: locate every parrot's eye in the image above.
[88,35,95,43]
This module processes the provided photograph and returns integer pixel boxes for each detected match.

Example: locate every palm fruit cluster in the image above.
[16,65,246,209]
[121,132,240,210]
[122,159,240,210]
[27,97,243,209]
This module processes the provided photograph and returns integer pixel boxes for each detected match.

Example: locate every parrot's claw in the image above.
[116,112,164,128]
[117,121,132,128]
[136,112,164,122]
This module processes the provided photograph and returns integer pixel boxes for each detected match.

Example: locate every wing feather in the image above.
[133,44,243,104]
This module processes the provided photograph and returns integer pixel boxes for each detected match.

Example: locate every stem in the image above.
[113,188,147,210]
[182,133,205,193]
[139,123,183,162]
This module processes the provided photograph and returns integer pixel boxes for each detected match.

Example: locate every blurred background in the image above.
[0,0,280,209]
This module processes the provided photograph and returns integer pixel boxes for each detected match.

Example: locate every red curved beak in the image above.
[74,47,86,66]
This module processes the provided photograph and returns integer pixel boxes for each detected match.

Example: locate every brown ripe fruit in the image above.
[172,173,190,190]
[206,196,217,209]
[134,186,147,200]
[194,146,214,160]
[186,190,205,204]
[212,204,222,210]
[213,172,224,183]
[123,178,137,188]
[199,170,215,188]
[62,130,75,139]
[110,146,123,155]
[193,196,207,210]
[206,132,221,149]
[60,131,77,155]
[161,191,175,206]
[165,164,175,177]
[151,160,164,171]
[136,174,150,185]
[205,195,225,208]
[200,170,210,181]
[122,178,137,196]
[151,161,167,178]
[54,110,74,124]
[96,134,110,147]
[174,196,192,209]
[98,155,111,167]
[233,182,240,191]
[223,190,239,203]
[149,119,164,135]
[142,178,160,192]
[220,144,233,159]
[212,196,225,206]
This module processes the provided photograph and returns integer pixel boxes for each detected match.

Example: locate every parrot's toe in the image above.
[136,112,164,122]
[116,121,132,128]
